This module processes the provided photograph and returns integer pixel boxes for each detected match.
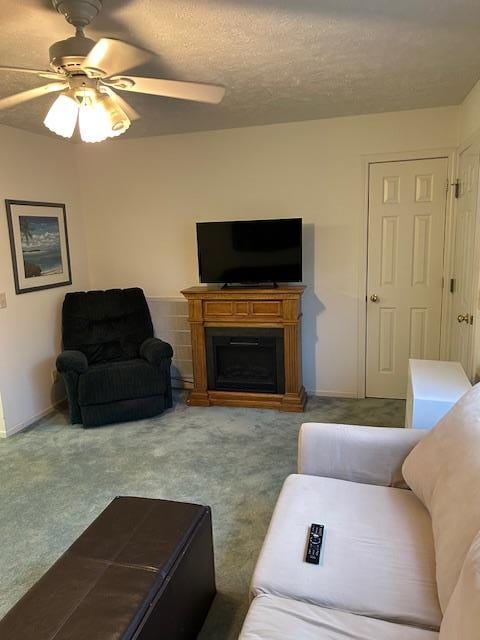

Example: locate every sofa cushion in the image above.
[239,594,440,640]
[439,530,480,640]
[402,382,480,612]
[78,360,166,406]
[251,474,441,630]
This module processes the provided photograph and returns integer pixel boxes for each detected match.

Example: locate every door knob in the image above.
[457,313,470,323]
[370,294,379,303]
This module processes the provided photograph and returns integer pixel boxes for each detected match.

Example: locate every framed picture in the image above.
[5,200,72,294]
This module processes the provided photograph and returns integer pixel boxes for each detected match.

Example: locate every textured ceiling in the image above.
[0,0,480,140]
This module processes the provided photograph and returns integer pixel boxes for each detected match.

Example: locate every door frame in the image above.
[357,148,457,398]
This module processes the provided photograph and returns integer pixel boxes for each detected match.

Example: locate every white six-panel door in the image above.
[366,158,448,398]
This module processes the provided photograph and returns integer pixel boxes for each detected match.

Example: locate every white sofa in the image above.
[239,384,480,640]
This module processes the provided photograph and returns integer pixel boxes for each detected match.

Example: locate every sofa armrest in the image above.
[140,337,173,366]
[56,350,88,374]
[298,422,427,487]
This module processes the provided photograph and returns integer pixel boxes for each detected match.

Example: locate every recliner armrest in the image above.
[298,422,428,488]
[56,350,88,374]
[140,337,173,365]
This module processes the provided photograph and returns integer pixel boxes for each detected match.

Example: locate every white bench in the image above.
[406,359,472,429]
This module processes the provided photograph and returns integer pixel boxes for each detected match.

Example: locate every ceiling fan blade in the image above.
[82,38,152,78]
[100,86,140,121]
[0,65,63,80]
[105,76,226,104]
[0,82,68,110]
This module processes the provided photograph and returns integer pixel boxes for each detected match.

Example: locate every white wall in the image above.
[0,125,89,436]
[459,79,480,144]
[77,106,459,397]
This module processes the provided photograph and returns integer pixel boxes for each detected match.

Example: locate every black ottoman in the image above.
[0,497,216,639]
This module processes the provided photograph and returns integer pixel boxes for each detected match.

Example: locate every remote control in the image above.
[305,523,324,564]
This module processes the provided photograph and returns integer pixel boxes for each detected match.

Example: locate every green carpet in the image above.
[0,394,404,638]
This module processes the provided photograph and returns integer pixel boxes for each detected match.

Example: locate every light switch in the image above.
[0,293,6,309]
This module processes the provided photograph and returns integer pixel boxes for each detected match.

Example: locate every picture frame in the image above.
[5,199,72,294]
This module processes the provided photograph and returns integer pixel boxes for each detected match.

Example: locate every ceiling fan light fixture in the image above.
[78,94,112,142]
[97,93,130,135]
[78,91,130,142]
[43,92,79,138]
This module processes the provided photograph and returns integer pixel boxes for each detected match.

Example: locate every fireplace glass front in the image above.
[205,327,285,394]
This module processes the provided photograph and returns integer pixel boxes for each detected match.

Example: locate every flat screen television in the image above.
[196,218,302,285]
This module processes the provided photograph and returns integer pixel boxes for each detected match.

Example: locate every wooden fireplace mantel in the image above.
[181,285,307,412]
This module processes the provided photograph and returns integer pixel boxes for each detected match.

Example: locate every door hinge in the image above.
[451,179,461,198]
[450,278,456,293]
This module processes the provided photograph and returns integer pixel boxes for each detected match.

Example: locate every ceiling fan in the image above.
[0,0,225,142]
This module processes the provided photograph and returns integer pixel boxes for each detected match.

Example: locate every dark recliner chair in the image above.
[56,288,173,427]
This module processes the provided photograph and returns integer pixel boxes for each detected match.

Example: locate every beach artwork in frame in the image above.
[5,200,72,294]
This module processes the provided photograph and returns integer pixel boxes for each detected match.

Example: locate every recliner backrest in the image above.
[62,288,154,364]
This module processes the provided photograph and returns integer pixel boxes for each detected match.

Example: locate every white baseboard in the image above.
[2,399,67,438]
[306,388,359,399]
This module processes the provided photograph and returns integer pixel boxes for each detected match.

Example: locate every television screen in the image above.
[196,218,302,284]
